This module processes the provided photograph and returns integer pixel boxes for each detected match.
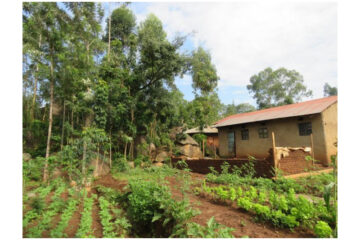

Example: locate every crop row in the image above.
[195,183,335,238]
[49,198,79,238]
[25,184,67,238]
[23,184,56,228]
[75,194,96,238]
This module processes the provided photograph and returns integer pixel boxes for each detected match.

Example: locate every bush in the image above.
[23,157,44,182]
[314,221,333,238]
[30,197,45,214]
[125,179,198,237]
[114,156,129,172]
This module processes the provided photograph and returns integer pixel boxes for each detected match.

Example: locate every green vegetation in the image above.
[186,217,235,238]
[22,2,335,238]
[206,162,335,197]
[50,199,79,238]
[76,194,96,238]
[247,67,313,109]
[124,179,198,237]
[98,196,117,237]
[195,181,337,236]
[26,183,67,237]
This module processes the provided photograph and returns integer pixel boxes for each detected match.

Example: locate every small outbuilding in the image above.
[185,126,219,155]
[213,96,337,166]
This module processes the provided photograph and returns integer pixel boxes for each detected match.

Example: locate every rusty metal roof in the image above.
[185,126,218,134]
[214,96,337,128]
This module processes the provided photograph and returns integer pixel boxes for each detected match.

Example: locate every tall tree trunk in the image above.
[109,128,112,168]
[60,100,66,150]
[130,108,134,160]
[95,146,100,177]
[70,104,74,144]
[43,50,54,182]
[124,142,128,161]
[30,34,41,122]
[82,114,91,185]
[108,3,111,62]
[82,139,87,185]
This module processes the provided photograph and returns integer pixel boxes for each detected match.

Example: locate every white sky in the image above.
[133,1,337,101]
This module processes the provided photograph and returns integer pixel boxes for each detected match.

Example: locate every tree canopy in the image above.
[222,103,255,117]
[247,67,313,109]
[23,2,225,181]
[323,83,337,96]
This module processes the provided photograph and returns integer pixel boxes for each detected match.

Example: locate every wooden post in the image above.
[271,132,277,172]
[310,133,315,165]
[202,139,205,158]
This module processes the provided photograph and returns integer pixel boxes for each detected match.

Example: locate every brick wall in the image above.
[171,157,274,178]
[278,149,312,175]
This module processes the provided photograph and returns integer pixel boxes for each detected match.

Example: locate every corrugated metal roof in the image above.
[185,126,218,134]
[214,96,337,128]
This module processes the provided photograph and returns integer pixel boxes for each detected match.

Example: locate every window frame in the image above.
[258,127,268,138]
[241,129,249,140]
[298,122,312,136]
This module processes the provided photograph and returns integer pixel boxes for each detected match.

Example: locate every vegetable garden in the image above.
[23,156,337,238]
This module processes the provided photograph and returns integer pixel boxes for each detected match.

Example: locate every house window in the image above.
[299,122,312,136]
[227,132,235,155]
[241,129,249,140]
[258,127,268,138]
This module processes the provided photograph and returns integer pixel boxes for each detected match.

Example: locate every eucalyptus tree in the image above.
[64,2,105,173]
[190,47,219,96]
[23,2,45,123]
[185,93,222,129]
[247,67,313,109]
[323,83,337,96]
[24,2,71,182]
[99,5,137,162]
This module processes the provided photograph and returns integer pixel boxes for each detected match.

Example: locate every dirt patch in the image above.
[64,201,83,237]
[60,190,69,200]
[45,191,54,204]
[166,175,314,238]
[93,174,128,191]
[92,198,103,238]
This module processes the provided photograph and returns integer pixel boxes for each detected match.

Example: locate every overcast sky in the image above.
[104,1,337,106]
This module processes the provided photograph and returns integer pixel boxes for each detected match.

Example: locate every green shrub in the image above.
[314,221,333,238]
[126,179,198,237]
[23,157,44,181]
[114,156,129,172]
[30,197,45,214]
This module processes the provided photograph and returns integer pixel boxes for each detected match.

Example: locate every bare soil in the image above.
[92,198,103,238]
[64,201,83,237]
[93,174,128,191]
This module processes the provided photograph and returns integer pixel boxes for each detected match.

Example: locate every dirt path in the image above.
[93,174,128,191]
[64,201,83,237]
[92,198,103,238]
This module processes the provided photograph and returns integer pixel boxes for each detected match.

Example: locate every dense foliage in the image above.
[247,67,313,109]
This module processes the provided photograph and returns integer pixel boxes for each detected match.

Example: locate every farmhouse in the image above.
[213,96,337,166]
